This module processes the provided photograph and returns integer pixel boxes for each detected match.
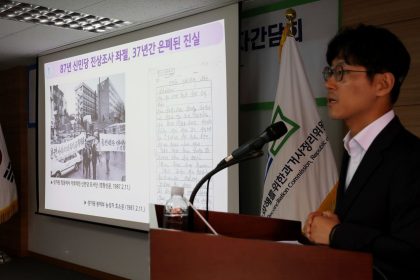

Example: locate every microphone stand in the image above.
[188,150,264,232]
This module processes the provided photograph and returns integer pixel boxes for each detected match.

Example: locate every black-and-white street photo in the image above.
[50,73,126,181]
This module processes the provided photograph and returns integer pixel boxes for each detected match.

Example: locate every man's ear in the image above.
[376,72,395,97]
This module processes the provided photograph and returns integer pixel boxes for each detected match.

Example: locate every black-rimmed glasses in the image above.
[322,64,369,82]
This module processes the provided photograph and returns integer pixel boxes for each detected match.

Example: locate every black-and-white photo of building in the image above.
[50,73,126,182]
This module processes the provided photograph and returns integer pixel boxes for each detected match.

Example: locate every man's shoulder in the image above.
[381,116,420,148]
[387,126,420,161]
[397,124,420,146]
[369,117,420,161]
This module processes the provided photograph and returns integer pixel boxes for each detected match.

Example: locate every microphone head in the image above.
[230,121,288,159]
[265,121,288,141]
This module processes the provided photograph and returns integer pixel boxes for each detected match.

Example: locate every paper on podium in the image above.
[277,240,303,245]
[188,201,218,235]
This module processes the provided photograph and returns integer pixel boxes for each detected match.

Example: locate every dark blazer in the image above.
[330,116,420,279]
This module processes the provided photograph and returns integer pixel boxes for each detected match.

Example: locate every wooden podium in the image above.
[150,204,372,280]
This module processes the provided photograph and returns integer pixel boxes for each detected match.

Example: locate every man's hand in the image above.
[303,211,322,240]
[303,211,340,245]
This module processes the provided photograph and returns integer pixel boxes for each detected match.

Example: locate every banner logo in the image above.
[269,105,299,156]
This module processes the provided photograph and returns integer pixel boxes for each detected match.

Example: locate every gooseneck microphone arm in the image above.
[189,150,264,205]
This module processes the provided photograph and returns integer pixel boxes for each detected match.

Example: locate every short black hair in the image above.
[326,24,410,104]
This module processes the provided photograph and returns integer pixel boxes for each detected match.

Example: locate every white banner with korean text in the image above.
[51,132,86,159]
[99,133,126,152]
[261,36,338,223]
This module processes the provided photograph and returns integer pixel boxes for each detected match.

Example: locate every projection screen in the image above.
[37,4,239,231]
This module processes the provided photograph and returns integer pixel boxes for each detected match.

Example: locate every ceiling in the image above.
[0,0,246,70]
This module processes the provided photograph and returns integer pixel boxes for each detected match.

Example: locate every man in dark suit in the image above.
[303,25,420,279]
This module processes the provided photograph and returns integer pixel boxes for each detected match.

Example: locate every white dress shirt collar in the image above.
[344,110,395,155]
[343,110,395,188]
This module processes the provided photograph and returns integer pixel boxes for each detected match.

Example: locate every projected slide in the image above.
[42,19,229,228]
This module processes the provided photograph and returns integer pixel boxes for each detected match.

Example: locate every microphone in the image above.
[189,121,288,207]
[219,121,288,166]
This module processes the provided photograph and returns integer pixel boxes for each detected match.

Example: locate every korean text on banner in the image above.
[261,35,337,224]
